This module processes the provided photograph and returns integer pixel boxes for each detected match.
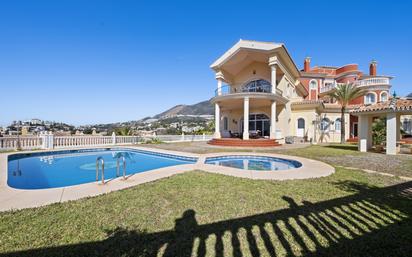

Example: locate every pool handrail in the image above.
[96,157,105,184]
[116,155,127,180]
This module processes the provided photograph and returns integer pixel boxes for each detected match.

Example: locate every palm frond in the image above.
[327,83,367,107]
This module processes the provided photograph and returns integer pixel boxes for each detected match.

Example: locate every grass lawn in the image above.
[146,142,412,178]
[0,145,411,256]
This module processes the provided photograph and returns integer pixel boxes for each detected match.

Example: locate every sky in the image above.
[0,0,411,126]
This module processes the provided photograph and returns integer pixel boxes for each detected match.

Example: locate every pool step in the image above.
[208,138,281,147]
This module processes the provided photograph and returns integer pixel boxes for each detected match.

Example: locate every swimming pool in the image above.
[7,148,197,189]
[205,155,302,171]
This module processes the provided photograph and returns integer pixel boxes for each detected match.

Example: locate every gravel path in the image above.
[321,153,412,177]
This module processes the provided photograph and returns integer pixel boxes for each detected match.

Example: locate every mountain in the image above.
[79,100,214,131]
[153,100,213,119]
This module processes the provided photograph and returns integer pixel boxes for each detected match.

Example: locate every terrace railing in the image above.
[0,133,213,151]
[320,78,390,94]
[53,136,115,149]
[320,83,337,94]
[354,77,390,87]
[155,134,213,142]
[215,84,282,97]
[0,136,43,150]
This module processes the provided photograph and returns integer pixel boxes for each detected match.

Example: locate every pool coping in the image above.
[0,146,334,212]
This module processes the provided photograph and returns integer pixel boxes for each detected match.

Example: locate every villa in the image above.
[208,39,412,148]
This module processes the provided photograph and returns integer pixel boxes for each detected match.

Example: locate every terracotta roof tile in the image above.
[350,98,412,113]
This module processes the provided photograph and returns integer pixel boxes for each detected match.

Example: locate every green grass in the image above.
[0,145,411,256]
[147,142,412,177]
[280,144,361,158]
[280,144,412,178]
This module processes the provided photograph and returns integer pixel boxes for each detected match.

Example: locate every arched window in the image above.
[335,118,341,131]
[365,93,376,104]
[223,117,228,131]
[320,118,330,132]
[380,92,388,102]
[309,80,318,90]
[298,118,305,129]
[242,79,272,93]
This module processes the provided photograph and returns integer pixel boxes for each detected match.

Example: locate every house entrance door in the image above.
[297,118,305,137]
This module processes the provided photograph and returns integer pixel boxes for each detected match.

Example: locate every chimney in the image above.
[304,57,311,72]
[369,60,377,76]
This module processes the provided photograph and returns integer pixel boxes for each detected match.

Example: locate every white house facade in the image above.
[208,40,399,147]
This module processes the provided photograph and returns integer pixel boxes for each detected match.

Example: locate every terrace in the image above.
[319,77,391,94]
[1,142,411,256]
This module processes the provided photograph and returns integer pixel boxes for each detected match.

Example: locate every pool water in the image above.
[205,156,302,171]
[7,148,196,189]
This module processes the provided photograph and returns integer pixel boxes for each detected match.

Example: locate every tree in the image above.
[115,127,132,136]
[372,118,386,146]
[327,83,366,144]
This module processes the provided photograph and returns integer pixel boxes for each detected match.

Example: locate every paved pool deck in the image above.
[0,146,334,212]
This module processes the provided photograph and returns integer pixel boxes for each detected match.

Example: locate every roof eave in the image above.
[210,39,283,70]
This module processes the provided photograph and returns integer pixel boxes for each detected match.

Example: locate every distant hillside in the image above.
[83,100,214,130]
[153,100,213,119]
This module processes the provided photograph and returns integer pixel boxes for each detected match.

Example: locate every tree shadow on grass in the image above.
[1,181,412,257]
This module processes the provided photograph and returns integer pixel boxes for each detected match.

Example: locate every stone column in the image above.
[269,56,277,94]
[270,101,277,139]
[217,79,222,96]
[396,114,401,141]
[41,132,48,149]
[271,65,277,93]
[243,97,249,140]
[358,115,372,152]
[386,112,397,155]
[216,71,224,96]
[112,132,116,145]
[214,103,221,139]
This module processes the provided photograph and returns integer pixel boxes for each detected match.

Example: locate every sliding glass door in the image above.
[240,113,270,137]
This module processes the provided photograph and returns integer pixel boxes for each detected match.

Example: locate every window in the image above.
[223,117,228,131]
[298,118,305,129]
[380,92,388,102]
[404,119,412,134]
[242,80,272,93]
[365,93,376,104]
[320,118,330,132]
[309,80,318,90]
[335,118,341,131]
[242,114,271,137]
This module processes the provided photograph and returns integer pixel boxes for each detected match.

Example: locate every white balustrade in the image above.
[320,78,390,94]
[0,136,43,150]
[0,133,214,151]
[320,84,337,94]
[354,77,390,87]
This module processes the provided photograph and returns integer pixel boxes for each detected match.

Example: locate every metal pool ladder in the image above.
[116,155,127,180]
[96,156,105,184]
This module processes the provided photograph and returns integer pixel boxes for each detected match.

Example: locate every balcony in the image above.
[354,77,390,87]
[215,84,282,97]
[319,83,345,94]
[320,77,391,94]
[320,83,337,94]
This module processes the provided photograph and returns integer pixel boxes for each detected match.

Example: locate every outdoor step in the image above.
[208,139,281,147]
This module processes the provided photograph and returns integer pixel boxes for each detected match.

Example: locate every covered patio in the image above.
[351,98,412,155]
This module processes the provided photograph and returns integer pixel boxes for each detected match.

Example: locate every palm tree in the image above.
[327,83,366,144]
[115,127,132,136]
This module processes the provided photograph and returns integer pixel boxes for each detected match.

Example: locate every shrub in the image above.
[372,118,386,146]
